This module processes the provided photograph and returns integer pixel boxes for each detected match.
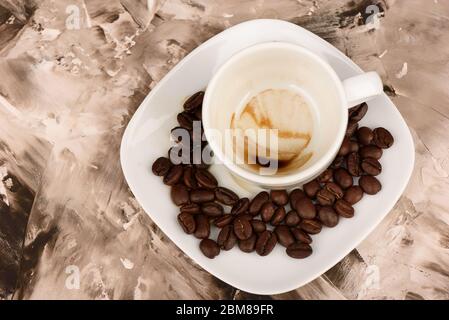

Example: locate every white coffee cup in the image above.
[202,42,383,189]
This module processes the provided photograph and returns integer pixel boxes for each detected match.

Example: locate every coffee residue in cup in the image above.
[230,88,314,172]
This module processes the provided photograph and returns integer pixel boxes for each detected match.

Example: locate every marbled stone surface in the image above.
[0,0,448,300]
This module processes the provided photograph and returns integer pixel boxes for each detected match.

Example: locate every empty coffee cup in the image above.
[203,42,383,188]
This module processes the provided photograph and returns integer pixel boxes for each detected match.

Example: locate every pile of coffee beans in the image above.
[151,92,394,259]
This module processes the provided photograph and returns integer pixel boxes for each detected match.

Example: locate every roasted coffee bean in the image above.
[299,219,322,235]
[201,202,224,217]
[318,206,339,228]
[200,139,209,150]
[183,91,204,112]
[360,145,383,159]
[338,137,351,156]
[194,163,210,170]
[357,127,374,146]
[290,228,313,244]
[194,107,202,120]
[289,189,306,210]
[303,180,321,199]
[152,157,172,176]
[270,190,289,206]
[177,212,196,234]
[171,184,190,206]
[373,127,394,149]
[239,234,257,253]
[177,111,196,130]
[286,242,313,259]
[194,215,210,239]
[201,139,210,150]
[325,182,344,199]
[346,152,362,177]
[233,216,253,240]
[183,166,198,189]
[349,102,368,122]
[215,187,239,206]
[316,189,336,206]
[217,225,237,250]
[295,197,317,219]
[163,165,184,186]
[180,203,201,215]
[346,120,359,137]
[361,157,382,176]
[237,213,253,221]
[285,210,301,227]
[251,220,267,233]
[231,198,250,215]
[359,176,382,195]
[334,199,355,218]
[271,206,286,226]
[274,225,295,247]
[350,140,359,153]
[256,231,277,256]
[260,201,277,222]
[195,169,218,189]
[332,156,346,168]
[333,168,353,189]
[344,186,364,205]
[317,168,333,183]
[199,239,220,259]
[190,189,215,203]
[214,215,234,228]
[249,191,269,215]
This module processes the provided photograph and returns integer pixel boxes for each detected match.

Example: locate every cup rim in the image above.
[202,41,348,187]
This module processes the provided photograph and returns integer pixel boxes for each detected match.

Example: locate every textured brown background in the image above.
[0,0,448,300]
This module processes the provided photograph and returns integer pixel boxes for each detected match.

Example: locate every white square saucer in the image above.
[120,19,415,295]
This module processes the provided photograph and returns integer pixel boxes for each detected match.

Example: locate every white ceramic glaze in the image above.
[202,42,383,188]
[120,19,415,295]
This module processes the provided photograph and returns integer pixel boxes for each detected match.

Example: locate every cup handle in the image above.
[342,72,383,108]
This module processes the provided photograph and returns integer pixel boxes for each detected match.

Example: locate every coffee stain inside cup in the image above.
[230,88,314,174]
